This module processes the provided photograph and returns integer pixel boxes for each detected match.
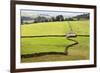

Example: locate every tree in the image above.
[69,18,73,21]
[51,17,56,21]
[56,15,64,21]
[65,18,69,21]
[65,18,73,21]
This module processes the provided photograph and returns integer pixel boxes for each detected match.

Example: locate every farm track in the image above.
[21,35,89,58]
[64,38,79,55]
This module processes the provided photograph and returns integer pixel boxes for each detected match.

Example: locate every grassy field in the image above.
[21,37,73,54]
[21,21,89,36]
[21,20,90,63]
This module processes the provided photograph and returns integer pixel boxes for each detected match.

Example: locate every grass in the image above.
[21,37,73,54]
[21,21,89,36]
[21,37,89,63]
[21,20,90,63]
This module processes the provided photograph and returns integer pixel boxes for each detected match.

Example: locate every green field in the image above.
[21,20,90,63]
[21,21,89,36]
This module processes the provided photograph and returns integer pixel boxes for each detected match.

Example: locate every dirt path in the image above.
[64,37,79,55]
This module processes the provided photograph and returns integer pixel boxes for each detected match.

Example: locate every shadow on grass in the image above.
[21,35,89,38]
[21,52,67,58]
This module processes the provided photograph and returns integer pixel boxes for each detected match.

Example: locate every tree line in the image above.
[21,13,89,24]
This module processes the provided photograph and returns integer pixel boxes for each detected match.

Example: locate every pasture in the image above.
[21,20,90,63]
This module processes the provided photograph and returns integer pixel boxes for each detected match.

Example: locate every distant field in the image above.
[21,21,89,36]
[21,20,90,63]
